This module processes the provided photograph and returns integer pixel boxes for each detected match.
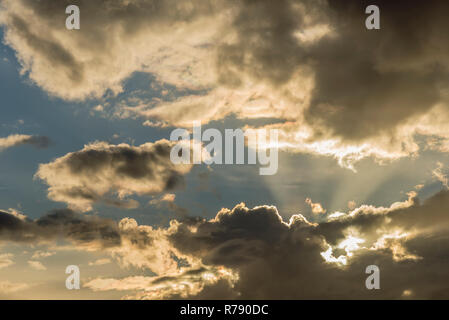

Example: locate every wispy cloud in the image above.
[0,134,50,151]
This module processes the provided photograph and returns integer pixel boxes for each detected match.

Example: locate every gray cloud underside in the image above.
[35,139,191,211]
[2,189,449,299]
[0,208,120,247]
[169,192,449,299]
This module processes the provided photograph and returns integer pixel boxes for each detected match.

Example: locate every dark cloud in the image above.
[0,208,120,247]
[168,192,449,299]
[0,208,182,274]
[3,190,449,298]
[22,135,51,149]
[217,0,449,142]
[0,134,50,151]
[3,0,449,165]
[35,140,192,211]
[317,190,449,245]
[216,0,310,87]
[304,0,449,141]
[9,13,84,83]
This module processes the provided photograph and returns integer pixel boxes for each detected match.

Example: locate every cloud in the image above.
[149,193,176,206]
[305,197,326,214]
[109,216,190,275]
[1,0,449,300]
[3,208,27,221]
[214,0,449,163]
[0,207,187,275]
[0,253,14,269]
[35,139,192,212]
[165,192,449,299]
[0,281,31,294]
[3,189,449,298]
[85,266,238,300]
[0,134,50,151]
[27,260,46,271]
[88,258,111,266]
[303,1,449,142]
[31,250,55,260]
[0,0,223,100]
[140,0,449,169]
[432,162,448,189]
[0,208,121,248]
[3,0,449,169]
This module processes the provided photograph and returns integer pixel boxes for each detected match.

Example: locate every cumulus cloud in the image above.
[216,0,449,168]
[303,1,449,140]
[131,0,449,169]
[3,1,449,169]
[0,207,188,275]
[166,192,449,299]
[85,266,238,300]
[109,216,184,274]
[0,0,223,100]
[35,139,192,212]
[0,134,50,151]
[3,189,449,298]
[62,191,449,299]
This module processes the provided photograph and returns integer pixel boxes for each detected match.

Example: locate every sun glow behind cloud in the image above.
[321,235,366,266]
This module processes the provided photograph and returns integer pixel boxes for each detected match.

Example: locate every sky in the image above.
[1,0,449,299]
